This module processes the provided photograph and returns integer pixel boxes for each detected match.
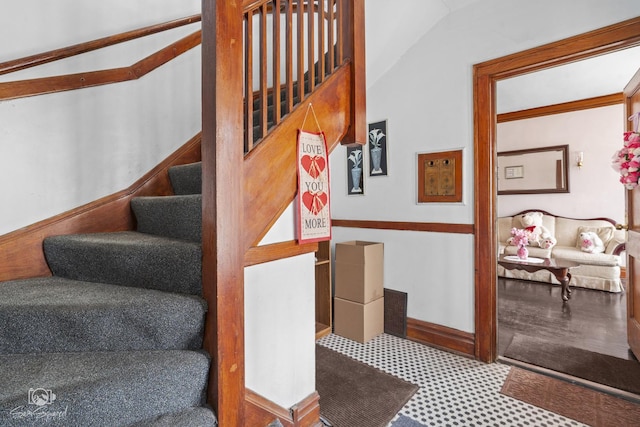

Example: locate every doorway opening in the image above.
[493,93,632,363]
[473,16,640,363]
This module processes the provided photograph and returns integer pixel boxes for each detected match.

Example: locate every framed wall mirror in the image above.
[497,144,569,195]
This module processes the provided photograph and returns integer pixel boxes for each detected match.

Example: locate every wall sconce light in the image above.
[576,151,584,168]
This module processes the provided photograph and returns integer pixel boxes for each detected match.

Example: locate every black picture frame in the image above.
[368,120,388,176]
[346,146,364,195]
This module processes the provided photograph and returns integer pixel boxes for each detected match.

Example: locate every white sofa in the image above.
[497,210,626,293]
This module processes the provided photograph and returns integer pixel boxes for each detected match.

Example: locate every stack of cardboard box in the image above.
[333,241,384,343]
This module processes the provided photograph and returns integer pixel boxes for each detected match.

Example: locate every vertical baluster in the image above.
[342,0,366,145]
[327,0,335,73]
[317,0,325,82]
[260,3,269,140]
[273,0,282,125]
[307,0,315,93]
[296,0,305,103]
[244,10,254,152]
[201,1,245,422]
[285,0,294,114]
[336,0,343,65]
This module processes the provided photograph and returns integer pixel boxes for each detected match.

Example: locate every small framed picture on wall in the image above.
[347,146,364,195]
[368,120,388,176]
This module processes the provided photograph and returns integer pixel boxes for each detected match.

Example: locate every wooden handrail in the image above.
[0,14,201,77]
[243,0,273,10]
[0,31,201,101]
[244,240,318,266]
[242,0,334,15]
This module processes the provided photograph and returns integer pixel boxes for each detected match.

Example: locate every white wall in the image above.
[0,1,202,235]
[497,105,626,222]
[364,0,482,89]
[330,228,474,332]
[0,1,201,63]
[331,0,640,333]
[245,253,316,408]
[246,203,316,408]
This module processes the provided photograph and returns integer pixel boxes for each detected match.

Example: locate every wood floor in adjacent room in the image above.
[498,277,635,361]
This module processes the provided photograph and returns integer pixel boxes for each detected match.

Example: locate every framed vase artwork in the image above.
[346,146,364,195]
[368,120,388,176]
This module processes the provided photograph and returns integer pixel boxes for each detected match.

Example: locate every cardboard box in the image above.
[333,296,384,343]
[334,241,384,304]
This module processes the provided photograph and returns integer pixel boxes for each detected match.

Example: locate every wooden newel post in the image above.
[341,0,367,146]
[201,0,245,425]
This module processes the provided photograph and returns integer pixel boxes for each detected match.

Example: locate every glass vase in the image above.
[517,245,528,260]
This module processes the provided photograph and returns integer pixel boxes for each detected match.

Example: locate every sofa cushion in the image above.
[497,217,514,245]
[554,217,615,247]
[552,246,620,267]
[574,226,615,249]
[606,229,627,255]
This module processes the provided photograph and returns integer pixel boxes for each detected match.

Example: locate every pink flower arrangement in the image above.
[510,227,529,248]
[612,131,640,189]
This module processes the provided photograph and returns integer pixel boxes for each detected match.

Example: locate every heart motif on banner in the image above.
[300,155,326,179]
[302,191,328,215]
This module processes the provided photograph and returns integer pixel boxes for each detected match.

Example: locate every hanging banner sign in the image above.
[296,129,331,243]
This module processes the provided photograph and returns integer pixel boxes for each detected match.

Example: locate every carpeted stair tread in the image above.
[252,122,275,143]
[0,277,205,354]
[131,406,217,426]
[44,231,201,295]
[252,104,276,125]
[168,162,202,195]
[0,350,210,427]
[132,194,201,242]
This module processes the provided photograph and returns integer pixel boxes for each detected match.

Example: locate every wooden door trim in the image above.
[474,16,640,362]
[497,92,624,123]
[624,67,640,360]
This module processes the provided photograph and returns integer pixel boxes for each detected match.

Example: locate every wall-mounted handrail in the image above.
[0,31,201,101]
[0,14,201,77]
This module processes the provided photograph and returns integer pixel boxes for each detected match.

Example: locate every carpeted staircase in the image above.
[0,162,218,426]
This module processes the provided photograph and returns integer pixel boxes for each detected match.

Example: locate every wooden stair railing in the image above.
[204,1,365,425]
[0,15,201,76]
[243,0,348,152]
[0,15,201,100]
[0,1,365,424]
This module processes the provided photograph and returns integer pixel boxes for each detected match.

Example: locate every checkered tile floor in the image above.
[317,333,585,427]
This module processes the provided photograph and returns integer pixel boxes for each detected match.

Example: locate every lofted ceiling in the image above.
[364,0,481,89]
[365,1,640,114]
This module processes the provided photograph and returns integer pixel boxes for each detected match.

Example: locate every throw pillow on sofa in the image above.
[578,231,605,253]
[574,226,614,250]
